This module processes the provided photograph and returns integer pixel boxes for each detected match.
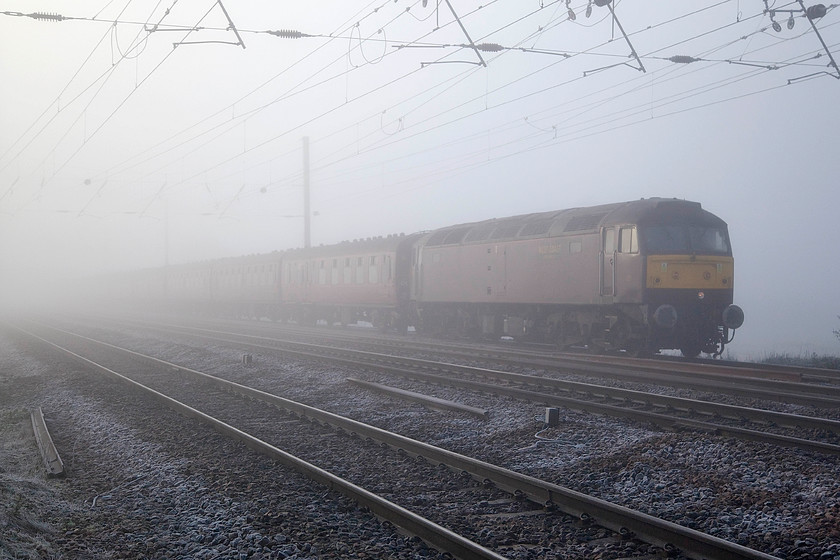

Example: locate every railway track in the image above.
[292,334,840,408]
[164,316,835,380]
[109,315,840,405]
[13,320,785,560]
[71,317,840,457]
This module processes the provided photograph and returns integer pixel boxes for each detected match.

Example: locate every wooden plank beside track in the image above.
[30,407,65,478]
[347,378,488,418]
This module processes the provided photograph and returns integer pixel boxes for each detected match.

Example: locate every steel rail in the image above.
[70,315,840,405]
[157,328,840,455]
[324,337,840,402]
[359,355,840,437]
[113,318,840,408]
[378,366,840,456]
[307,336,840,405]
[119,324,840,442]
[24,323,782,560]
[14,325,509,560]
[526,353,840,398]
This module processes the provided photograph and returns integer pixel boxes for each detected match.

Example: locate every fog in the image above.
[2,1,838,358]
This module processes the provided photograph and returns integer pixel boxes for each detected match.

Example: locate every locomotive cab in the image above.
[635,203,743,356]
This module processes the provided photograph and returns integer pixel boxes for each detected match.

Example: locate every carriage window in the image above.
[619,226,638,253]
[331,264,339,285]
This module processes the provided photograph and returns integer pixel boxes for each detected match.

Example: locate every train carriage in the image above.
[208,253,284,318]
[280,234,420,328]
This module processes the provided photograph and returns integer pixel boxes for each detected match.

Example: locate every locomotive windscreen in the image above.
[642,225,730,255]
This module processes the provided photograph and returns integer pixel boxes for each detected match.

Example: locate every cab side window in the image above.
[603,228,616,254]
[619,226,638,253]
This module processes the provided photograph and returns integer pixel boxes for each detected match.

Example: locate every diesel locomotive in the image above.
[409,198,744,357]
[108,198,744,357]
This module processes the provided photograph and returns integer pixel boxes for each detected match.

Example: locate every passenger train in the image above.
[106,198,744,357]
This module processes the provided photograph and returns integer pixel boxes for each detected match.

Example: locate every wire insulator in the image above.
[30,12,65,21]
[669,55,701,64]
[475,43,503,52]
[807,4,827,20]
[266,29,307,39]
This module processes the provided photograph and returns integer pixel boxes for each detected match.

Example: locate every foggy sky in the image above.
[2,1,839,358]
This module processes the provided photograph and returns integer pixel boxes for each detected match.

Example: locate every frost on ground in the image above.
[0,332,65,558]
[0,401,62,559]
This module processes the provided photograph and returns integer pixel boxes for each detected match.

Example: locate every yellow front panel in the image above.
[646,255,734,290]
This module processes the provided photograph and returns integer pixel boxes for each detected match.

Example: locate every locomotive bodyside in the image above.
[411,198,742,356]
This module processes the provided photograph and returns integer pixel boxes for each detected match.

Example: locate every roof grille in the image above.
[564,213,607,232]
[518,219,553,237]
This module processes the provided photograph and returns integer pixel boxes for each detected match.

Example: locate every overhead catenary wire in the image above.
[212,1,780,190]
[115,9,836,209]
[7,0,179,205]
[0,0,140,173]
[150,0,614,204]
[107,0,506,209]
[95,14,840,217]
[2,1,837,222]
[282,16,832,204]
[56,0,417,211]
[0,0,625,195]
[39,0,213,212]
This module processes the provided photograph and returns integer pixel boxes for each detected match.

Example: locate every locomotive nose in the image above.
[653,304,678,329]
[722,304,745,329]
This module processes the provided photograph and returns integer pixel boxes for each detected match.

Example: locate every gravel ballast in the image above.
[2,323,839,559]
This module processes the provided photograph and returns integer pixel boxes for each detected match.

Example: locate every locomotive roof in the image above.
[420,198,724,247]
[283,233,421,260]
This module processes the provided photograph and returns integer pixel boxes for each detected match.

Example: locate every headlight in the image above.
[722,304,744,329]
